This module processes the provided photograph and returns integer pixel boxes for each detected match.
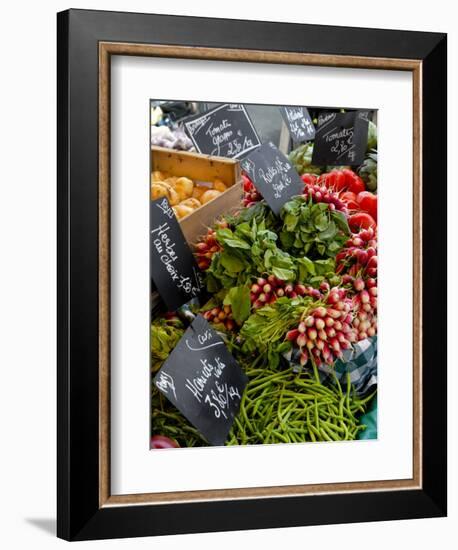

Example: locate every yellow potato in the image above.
[201,189,222,204]
[192,185,209,200]
[174,177,194,201]
[167,186,180,206]
[180,198,201,210]
[151,170,166,182]
[151,182,170,200]
[150,181,179,205]
[213,179,227,192]
[164,176,178,186]
[172,204,194,219]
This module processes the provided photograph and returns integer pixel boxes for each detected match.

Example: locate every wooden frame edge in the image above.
[98,42,423,508]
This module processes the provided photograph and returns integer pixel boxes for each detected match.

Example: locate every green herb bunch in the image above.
[206,217,297,291]
[279,196,350,259]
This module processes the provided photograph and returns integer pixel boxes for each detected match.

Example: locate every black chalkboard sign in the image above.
[154,315,248,445]
[279,106,315,143]
[240,142,304,215]
[184,104,261,159]
[150,197,206,311]
[311,111,369,166]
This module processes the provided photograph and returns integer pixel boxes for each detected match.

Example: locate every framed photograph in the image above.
[57,9,447,541]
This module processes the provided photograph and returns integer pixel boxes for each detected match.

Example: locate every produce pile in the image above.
[151,158,378,447]
[151,170,229,219]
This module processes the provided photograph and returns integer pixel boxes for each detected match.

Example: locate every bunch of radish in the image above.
[242,173,262,207]
[301,177,348,213]
[285,288,357,367]
[336,227,378,279]
[202,304,236,331]
[250,275,322,309]
[348,277,377,341]
[193,221,226,270]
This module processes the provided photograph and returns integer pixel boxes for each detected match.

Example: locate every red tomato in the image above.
[151,435,180,449]
[348,212,377,232]
[357,191,378,221]
[342,169,366,194]
[333,170,347,191]
[301,173,317,185]
[340,191,359,210]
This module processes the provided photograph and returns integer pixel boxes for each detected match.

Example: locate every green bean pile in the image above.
[227,364,373,445]
[151,357,374,447]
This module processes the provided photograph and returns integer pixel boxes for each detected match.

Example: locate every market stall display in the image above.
[150,104,378,448]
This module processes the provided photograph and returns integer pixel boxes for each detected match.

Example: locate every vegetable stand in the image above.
[150,103,379,448]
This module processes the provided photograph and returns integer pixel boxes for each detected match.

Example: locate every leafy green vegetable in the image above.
[206,217,297,290]
[279,196,349,260]
[223,286,251,324]
[151,317,184,372]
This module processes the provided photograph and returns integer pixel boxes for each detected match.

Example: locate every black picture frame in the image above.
[57,9,447,541]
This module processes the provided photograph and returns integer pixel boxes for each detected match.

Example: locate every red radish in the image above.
[286,329,299,342]
[151,435,179,449]
[267,275,278,286]
[320,281,330,292]
[325,316,334,327]
[316,339,325,350]
[315,318,325,330]
[298,321,307,333]
[296,333,307,347]
[366,278,377,288]
[300,351,309,366]
[295,284,307,296]
[276,288,285,297]
[263,284,272,294]
[308,328,318,340]
[318,329,327,341]
[305,316,315,327]
[367,256,378,269]
[257,277,267,286]
[251,283,260,294]
[327,308,341,319]
[313,306,327,318]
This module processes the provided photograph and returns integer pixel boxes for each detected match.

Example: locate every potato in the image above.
[201,189,222,204]
[172,204,194,219]
[174,177,194,200]
[151,170,166,183]
[180,198,201,210]
[192,185,209,200]
[164,176,178,186]
[151,181,179,205]
[151,182,170,200]
[213,179,227,192]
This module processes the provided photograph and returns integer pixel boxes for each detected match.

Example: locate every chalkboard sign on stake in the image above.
[184,104,261,159]
[154,315,248,446]
[279,105,315,143]
[240,142,304,215]
[150,197,206,311]
[312,111,369,166]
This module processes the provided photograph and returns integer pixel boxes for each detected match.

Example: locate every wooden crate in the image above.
[151,146,243,244]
